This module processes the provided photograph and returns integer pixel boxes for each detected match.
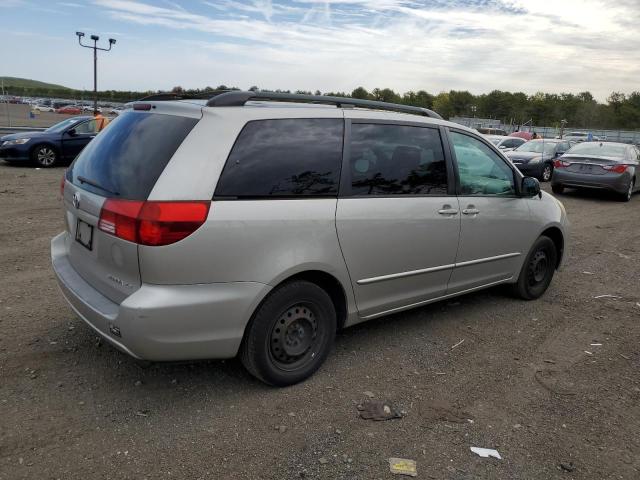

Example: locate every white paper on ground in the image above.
[470,447,502,460]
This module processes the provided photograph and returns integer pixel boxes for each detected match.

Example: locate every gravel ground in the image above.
[0,163,639,480]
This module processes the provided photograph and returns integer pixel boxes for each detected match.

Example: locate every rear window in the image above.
[67,111,199,200]
[567,142,627,158]
[215,119,343,198]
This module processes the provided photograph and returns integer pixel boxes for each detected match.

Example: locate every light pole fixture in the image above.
[76,32,116,114]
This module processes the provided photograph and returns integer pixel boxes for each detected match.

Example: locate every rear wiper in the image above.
[77,176,120,196]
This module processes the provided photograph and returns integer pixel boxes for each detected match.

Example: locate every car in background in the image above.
[57,106,82,115]
[477,127,507,136]
[485,135,526,152]
[0,116,98,167]
[506,139,572,182]
[551,142,640,201]
[563,131,599,142]
[33,105,55,112]
[510,131,534,141]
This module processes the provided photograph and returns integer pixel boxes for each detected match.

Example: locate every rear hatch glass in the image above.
[63,110,199,303]
[67,111,199,199]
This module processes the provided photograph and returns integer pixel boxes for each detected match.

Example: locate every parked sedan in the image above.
[551,142,640,201]
[0,116,98,167]
[485,135,527,152]
[57,106,83,115]
[506,139,572,182]
[32,105,55,112]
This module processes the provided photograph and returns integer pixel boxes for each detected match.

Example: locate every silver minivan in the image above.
[51,92,569,386]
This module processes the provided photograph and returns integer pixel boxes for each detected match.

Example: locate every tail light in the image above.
[554,159,570,168]
[98,199,210,246]
[602,164,628,174]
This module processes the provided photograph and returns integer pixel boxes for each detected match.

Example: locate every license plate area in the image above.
[579,164,593,173]
[75,218,94,250]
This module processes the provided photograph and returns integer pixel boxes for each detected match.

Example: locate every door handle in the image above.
[438,207,459,215]
[462,207,480,215]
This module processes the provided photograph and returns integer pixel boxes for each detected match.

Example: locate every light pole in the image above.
[76,32,116,114]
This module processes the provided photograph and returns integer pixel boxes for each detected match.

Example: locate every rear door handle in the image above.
[462,208,480,215]
[438,207,459,215]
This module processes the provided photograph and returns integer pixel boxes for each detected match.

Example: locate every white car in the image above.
[484,135,527,152]
[32,105,55,112]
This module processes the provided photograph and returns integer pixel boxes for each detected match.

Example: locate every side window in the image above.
[74,120,97,134]
[215,119,343,197]
[450,131,516,196]
[349,124,448,195]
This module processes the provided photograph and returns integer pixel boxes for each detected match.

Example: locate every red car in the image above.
[57,106,82,115]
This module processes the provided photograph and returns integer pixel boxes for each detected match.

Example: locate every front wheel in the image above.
[240,281,336,386]
[511,236,557,300]
[540,163,553,182]
[31,145,58,167]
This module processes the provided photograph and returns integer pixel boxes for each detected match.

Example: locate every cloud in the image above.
[82,0,640,99]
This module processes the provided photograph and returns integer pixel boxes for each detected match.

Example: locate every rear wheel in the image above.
[540,163,553,182]
[620,178,634,202]
[31,145,58,167]
[551,184,564,195]
[240,280,336,386]
[512,236,557,300]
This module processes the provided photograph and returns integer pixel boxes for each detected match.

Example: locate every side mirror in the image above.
[67,128,76,136]
[521,177,541,198]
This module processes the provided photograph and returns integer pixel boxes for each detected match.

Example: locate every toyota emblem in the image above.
[72,192,80,209]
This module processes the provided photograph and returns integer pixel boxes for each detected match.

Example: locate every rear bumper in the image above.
[51,232,271,361]
[551,170,630,194]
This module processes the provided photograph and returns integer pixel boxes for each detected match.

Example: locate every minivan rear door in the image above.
[63,108,200,304]
[336,118,460,319]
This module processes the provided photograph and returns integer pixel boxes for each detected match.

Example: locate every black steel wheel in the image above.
[512,236,557,300]
[240,280,336,386]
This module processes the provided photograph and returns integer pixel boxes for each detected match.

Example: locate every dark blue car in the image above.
[0,116,98,167]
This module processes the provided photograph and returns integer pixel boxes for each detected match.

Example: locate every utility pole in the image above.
[75,32,116,113]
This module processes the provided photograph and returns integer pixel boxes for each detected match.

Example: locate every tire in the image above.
[31,144,58,167]
[551,184,564,195]
[619,178,634,202]
[540,163,553,182]
[511,236,557,300]
[240,280,336,386]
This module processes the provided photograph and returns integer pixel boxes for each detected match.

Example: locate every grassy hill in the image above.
[0,77,71,91]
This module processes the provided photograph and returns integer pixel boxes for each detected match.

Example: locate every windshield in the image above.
[515,141,556,154]
[567,142,627,158]
[45,118,79,133]
[488,138,502,145]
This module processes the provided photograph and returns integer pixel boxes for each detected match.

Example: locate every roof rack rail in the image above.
[205,91,443,119]
[137,90,232,102]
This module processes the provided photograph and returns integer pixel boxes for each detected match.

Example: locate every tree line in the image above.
[6,84,640,130]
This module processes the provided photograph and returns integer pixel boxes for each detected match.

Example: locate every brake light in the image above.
[98,200,210,246]
[602,164,628,174]
[554,159,570,168]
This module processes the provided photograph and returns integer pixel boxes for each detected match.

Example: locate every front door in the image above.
[61,119,97,160]
[336,121,460,319]
[447,130,536,293]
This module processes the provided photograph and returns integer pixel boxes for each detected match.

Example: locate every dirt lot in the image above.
[1,104,83,129]
[0,163,639,480]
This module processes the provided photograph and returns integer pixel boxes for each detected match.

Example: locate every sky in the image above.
[0,0,639,101]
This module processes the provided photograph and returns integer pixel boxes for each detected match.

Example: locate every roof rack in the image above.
[137,90,232,102]
[205,91,443,119]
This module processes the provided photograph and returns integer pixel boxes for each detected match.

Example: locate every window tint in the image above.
[348,124,448,195]
[67,111,198,200]
[74,119,97,134]
[215,119,343,197]
[450,131,516,196]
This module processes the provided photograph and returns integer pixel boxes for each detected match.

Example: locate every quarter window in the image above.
[215,119,343,197]
[348,124,448,195]
[450,131,516,196]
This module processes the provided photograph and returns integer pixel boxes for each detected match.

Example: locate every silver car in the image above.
[551,142,640,201]
[484,134,526,153]
[51,92,569,386]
